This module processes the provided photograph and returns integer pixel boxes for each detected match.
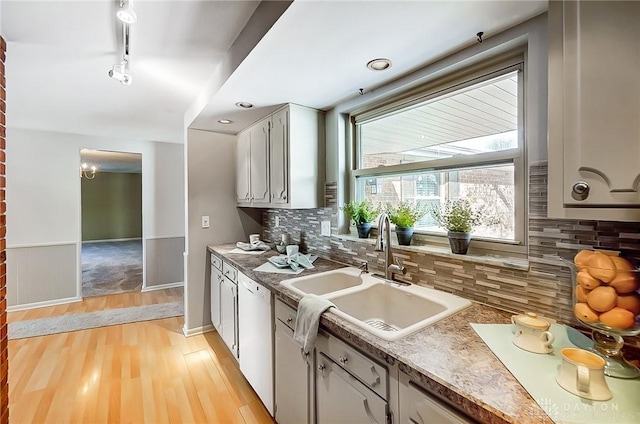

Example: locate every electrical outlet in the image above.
[201,216,210,229]
[275,216,280,227]
[321,220,331,237]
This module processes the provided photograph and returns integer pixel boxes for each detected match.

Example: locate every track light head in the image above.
[108,62,133,85]
[116,2,137,24]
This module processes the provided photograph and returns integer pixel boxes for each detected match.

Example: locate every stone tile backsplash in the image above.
[263,171,640,345]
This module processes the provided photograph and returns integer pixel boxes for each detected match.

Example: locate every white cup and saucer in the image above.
[511,312,555,354]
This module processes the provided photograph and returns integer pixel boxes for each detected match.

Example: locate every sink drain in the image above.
[365,319,399,332]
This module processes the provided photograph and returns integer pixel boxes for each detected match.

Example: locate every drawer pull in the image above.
[286,318,293,324]
[369,366,381,387]
[318,364,326,371]
[338,356,348,365]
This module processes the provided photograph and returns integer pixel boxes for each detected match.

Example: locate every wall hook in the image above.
[358,88,364,95]
[476,31,484,43]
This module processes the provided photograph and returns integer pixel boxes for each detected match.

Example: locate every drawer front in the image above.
[275,299,297,331]
[222,261,237,283]
[323,334,388,399]
[211,255,222,271]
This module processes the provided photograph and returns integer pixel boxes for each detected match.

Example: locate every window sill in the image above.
[334,232,530,272]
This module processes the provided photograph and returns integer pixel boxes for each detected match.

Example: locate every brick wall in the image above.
[0,35,7,424]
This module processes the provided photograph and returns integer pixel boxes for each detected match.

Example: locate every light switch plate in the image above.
[320,220,331,237]
[201,216,210,229]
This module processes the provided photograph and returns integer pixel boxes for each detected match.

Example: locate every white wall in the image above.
[6,128,185,307]
[183,128,261,334]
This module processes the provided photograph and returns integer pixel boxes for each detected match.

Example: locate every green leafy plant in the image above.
[341,200,380,225]
[430,199,482,233]
[386,201,429,228]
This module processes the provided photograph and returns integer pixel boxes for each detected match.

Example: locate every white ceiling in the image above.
[1,0,260,143]
[2,0,548,143]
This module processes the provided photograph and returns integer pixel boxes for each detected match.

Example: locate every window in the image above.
[352,61,524,244]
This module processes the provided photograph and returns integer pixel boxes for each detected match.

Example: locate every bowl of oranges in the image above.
[572,249,640,336]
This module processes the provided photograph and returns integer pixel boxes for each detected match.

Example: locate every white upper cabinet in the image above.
[235,104,324,209]
[235,130,251,204]
[249,118,271,206]
[270,108,289,206]
[548,1,640,220]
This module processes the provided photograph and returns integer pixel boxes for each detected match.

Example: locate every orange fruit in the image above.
[599,307,636,330]
[574,302,599,323]
[586,286,617,313]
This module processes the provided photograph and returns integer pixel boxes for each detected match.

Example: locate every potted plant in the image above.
[386,201,428,246]
[430,199,482,254]
[342,200,380,238]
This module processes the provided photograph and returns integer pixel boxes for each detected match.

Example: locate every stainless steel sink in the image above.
[280,268,471,341]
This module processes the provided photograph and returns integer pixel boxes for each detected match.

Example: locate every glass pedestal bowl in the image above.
[567,254,640,379]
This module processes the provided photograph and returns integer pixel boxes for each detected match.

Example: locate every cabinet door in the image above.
[275,320,311,424]
[220,278,237,357]
[399,377,472,424]
[236,130,251,204]
[250,119,270,204]
[211,266,222,331]
[561,1,640,206]
[270,108,289,205]
[316,353,388,424]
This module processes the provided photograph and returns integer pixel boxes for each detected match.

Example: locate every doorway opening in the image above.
[80,149,143,297]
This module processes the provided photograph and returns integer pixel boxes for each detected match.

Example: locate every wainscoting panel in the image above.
[145,237,185,288]
[7,243,78,307]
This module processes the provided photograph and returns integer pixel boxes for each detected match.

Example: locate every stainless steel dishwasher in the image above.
[315,332,391,424]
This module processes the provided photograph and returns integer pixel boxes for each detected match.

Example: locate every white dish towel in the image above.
[293,294,335,354]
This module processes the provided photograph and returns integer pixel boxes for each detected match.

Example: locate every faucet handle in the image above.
[358,261,369,274]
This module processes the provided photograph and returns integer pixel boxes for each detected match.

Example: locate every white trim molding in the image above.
[141,282,184,292]
[7,296,83,312]
[182,323,214,338]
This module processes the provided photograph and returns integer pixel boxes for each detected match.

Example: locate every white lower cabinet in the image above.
[275,300,313,424]
[399,372,473,424]
[315,331,394,424]
[210,256,222,331]
[316,352,388,424]
[219,262,238,359]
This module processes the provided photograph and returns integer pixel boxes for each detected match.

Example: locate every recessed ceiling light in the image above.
[235,102,254,109]
[366,58,392,71]
[218,119,233,124]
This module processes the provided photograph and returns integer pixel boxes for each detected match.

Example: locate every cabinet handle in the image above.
[338,356,348,365]
[318,364,326,371]
[571,181,590,201]
[286,318,293,324]
[282,193,287,201]
[369,366,381,387]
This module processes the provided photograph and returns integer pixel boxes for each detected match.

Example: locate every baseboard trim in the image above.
[141,282,184,292]
[182,323,214,337]
[7,296,83,312]
[145,235,185,241]
[83,237,142,244]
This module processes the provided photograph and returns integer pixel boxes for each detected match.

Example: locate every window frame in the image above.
[348,55,527,253]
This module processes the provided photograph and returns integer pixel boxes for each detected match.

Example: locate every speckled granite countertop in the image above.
[208,244,551,424]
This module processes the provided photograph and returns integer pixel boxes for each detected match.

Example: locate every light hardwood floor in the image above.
[8,289,274,424]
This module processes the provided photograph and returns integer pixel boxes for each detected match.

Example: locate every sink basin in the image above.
[327,281,471,341]
[280,268,471,341]
[281,268,363,296]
